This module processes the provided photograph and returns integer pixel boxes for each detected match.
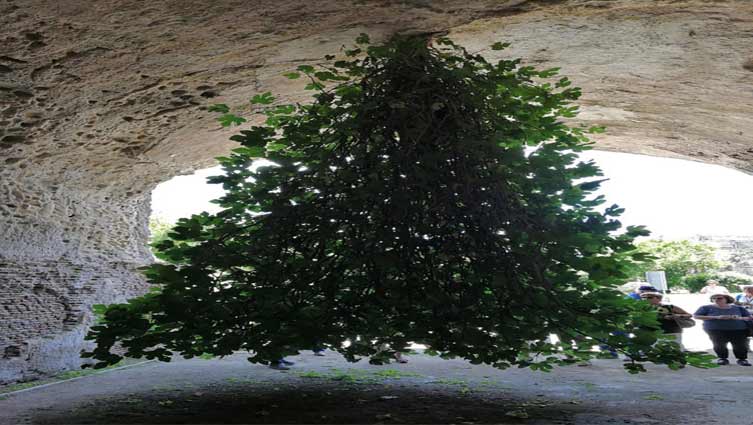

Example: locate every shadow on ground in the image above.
[31,382,586,424]
[1,352,749,424]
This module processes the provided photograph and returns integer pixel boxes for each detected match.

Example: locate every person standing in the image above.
[735,285,753,310]
[627,285,660,300]
[639,292,692,348]
[694,294,752,366]
[699,279,729,294]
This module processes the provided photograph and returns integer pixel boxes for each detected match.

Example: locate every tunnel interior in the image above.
[2,0,753,384]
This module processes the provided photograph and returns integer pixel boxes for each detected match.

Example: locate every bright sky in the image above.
[151,151,753,239]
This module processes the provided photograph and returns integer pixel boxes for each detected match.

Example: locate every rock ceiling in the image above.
[2,0,752,199]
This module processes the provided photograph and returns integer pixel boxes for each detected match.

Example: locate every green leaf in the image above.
[304,82,325,91]
[283,72,301,80]
[556,77,572,88]
[578,179,608,191]
[355,33,370,44]
[208,104,230,113]
[491,42,509,51]
[314,71,337,81]
[217,114,247,127]
[265,142,286,152]
[268,104,296,115]
[251,92,275,105]
[538,67,561,78]
[233,146,266,157]
[344,48,361,57]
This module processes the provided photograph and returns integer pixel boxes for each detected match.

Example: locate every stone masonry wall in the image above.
[0,261,147,383]
[0,183,152,384]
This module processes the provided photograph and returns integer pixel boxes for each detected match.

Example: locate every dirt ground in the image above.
[1,350,752,425]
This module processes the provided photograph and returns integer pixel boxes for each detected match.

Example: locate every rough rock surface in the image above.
[1,0,752,383]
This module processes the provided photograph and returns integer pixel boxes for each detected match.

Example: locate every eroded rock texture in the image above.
[1,0,752,382]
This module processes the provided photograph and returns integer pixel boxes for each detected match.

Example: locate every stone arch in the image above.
[1,0,752,382]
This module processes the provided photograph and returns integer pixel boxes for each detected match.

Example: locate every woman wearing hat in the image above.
[694,294,752,366]
[639,292,692,348]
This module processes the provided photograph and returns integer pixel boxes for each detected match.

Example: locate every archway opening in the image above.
[151,151,753,353]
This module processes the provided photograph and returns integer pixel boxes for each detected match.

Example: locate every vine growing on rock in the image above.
[83,35,713,373]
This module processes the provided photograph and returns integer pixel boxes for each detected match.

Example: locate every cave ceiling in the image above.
[2,0,753,198]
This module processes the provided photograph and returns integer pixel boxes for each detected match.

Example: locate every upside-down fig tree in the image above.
[83,35,713,373]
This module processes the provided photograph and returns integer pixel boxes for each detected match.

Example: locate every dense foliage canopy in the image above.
[84,36,713,373]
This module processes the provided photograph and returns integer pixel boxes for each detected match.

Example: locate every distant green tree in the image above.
[148,218,175,261]
[682,272,752,293]
[83,35,713,373]
[629,240,722,287]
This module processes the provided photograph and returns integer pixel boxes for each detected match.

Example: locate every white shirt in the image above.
[700,285,729,294]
